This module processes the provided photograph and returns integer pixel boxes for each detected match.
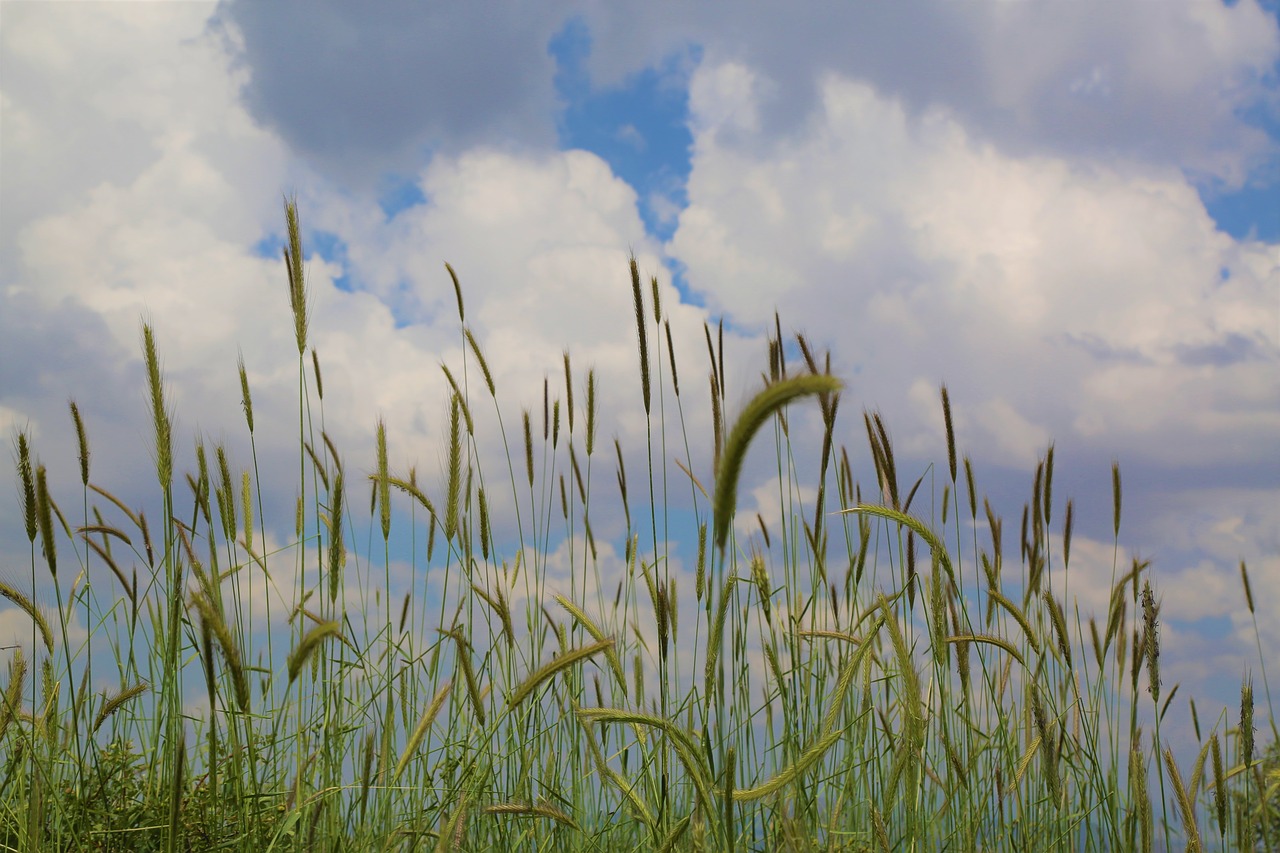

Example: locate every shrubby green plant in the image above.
[0,200,1274,851]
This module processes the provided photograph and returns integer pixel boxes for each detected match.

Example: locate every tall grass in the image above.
[1,200,1275,851]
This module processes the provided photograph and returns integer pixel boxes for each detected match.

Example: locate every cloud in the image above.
[213,0,575,183]
[669,66,1280,477]
[0,3,288,277]
[578,0,1280,183]
[210,2,1278,195]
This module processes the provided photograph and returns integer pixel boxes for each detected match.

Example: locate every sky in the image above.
[1,0,1278,755]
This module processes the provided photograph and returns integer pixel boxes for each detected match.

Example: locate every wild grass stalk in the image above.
[0,205,1272,851]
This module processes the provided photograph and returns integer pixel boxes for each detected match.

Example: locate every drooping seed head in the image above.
[445,262,464,322]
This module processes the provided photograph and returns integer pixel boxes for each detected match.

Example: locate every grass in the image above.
[1,198,1276,851]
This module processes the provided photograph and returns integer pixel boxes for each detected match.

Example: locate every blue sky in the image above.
[1,0,1277,761]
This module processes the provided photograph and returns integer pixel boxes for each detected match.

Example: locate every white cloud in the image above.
[579,1,1279,182]
[0,406,33,439]
[670,65,1279,474]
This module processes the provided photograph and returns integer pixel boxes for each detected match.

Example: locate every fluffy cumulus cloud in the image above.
[213,0,1279,192]
[1,1,1276,738]
[576,1,1280,180]
[213,0,577,182]
[674,65,1279,470]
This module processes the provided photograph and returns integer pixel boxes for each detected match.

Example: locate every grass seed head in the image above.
[283,196,309,355]
[1240,560,1255,615]
[446,261,464,322]
[69,400,89,486]
[35,465,56,579]
[1241,678,1255,767]
[1142,579,1160,702]
[940,384,956,484]
[15,431,37,544]
[713,374,841,553]
[630,255,651,415]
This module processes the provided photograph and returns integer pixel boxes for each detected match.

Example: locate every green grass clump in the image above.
[0,199,1275,851]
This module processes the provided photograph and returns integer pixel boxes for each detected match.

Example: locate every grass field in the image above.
[1,200,1275,851]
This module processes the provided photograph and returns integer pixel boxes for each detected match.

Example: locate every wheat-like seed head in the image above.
[1142,579,1161,703]
[15,432,37,544]
[309,347,323,402]
[445,261,464,322]
[463,327,496,397]
[69,400,89,486]
[584,368,597,456]
[393,680,451,785]
[881,595,924,750]
[1211,731,1228,835]
[0,648,27,742]
[940,384,956,484]
[282,198,309,356]
[629,257,652,416]
[929,565,948,670]
[91,682,148,735]
[1164,745,1201,851]
[83,537,136,613]
[508,638,614,709]
[1241,678,1255,767]
[713,374,841,552]
[477,487,491,561]
[214,444,235,540]
[0,582,51,653]
[1043,443,1055,526]
[568,445,586,504]
[661,320,680,399]
[750,552,771,625]
[576,706,714,811]
[190,592,249,712]
[240,470,253,552]
[562,351,574,433]
[446,628,485,725]
[445,395,462,541]
[1129,735,1153,853]
[376,419,390,542]
[328,468,345,604]
[288,614,343,686]
[35,465,56,580]
[1111,460,1123,539]
[704,575,739,703]
[1240,560,1255,615]
[695,522,707,601]
[1044,590,1072,669]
